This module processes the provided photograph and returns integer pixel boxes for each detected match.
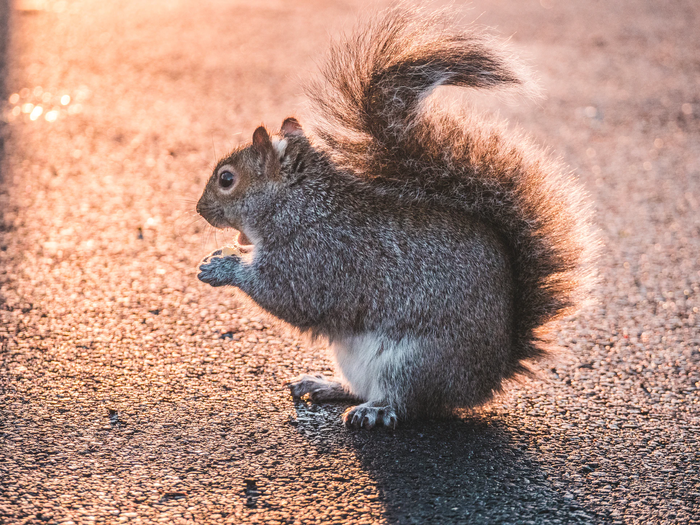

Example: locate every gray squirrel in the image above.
[196,8,594,429]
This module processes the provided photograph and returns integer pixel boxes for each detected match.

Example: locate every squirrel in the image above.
[196,8,594,429]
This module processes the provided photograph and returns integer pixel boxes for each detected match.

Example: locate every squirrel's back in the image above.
[306,7,596,376]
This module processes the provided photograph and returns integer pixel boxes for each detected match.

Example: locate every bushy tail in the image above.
[307,7,527,167]
[307,7,596,371]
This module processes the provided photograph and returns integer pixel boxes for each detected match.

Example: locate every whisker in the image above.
[172,208,202,224]
[178,197,199,205]
[173,208,200,219]
[201,225,211,253]
[174,215,207,239]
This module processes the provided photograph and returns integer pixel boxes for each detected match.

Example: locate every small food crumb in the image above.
[222,246,240,256]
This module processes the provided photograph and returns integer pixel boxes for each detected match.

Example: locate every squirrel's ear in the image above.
[281,117,304,137]
[252,126,272,152]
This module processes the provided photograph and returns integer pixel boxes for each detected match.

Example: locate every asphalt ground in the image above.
[1,0,699,524]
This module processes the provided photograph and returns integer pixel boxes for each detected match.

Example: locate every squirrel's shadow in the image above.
[293,403,600,524]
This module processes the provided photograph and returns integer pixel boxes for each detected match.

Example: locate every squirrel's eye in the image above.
[218,170,236,189]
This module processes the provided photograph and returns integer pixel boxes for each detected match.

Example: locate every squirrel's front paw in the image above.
[197,250,240,287]
[343,402,398,430]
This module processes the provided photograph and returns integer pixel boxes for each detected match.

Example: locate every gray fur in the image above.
[196,8,595,428]
[287,375,360,403]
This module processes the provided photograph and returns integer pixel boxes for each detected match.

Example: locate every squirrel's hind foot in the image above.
[343,402,398,430]
[287,375,359,403]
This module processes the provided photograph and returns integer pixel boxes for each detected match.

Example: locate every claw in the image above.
[286,375,355,403]
[343,402,398,430]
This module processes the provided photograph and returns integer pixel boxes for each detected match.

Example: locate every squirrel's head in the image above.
[196,118,308,242]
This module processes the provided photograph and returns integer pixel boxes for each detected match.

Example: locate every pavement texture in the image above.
[1,0,699,524]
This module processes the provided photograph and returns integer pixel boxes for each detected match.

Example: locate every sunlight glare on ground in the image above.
[4,86,79,123]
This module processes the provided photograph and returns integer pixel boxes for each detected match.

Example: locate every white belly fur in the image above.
[331,333,417,402]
